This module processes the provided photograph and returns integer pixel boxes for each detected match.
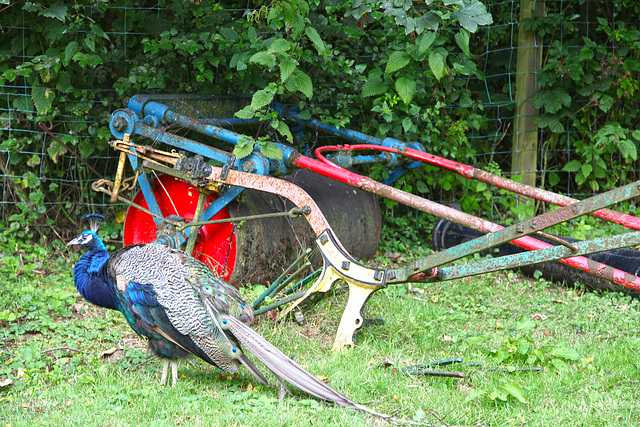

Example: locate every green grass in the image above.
[1,246,639,426]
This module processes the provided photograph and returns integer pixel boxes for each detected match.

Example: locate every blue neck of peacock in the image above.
[73,249,120,311]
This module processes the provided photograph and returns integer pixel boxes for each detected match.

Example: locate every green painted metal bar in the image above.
[388,180,640,282]
[252,248,312,310]
[184,190,207,256]
[429,230,640,287]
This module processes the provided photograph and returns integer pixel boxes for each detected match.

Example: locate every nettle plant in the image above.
[526,3,640,193]
[1,0,494,234]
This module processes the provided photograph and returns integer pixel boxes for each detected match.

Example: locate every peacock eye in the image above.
[203,285,212,293]
[231,347,237,353]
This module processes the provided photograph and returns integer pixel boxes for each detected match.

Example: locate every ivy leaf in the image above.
[285,70,313,99]
[452,0,493,33]
[429,50,446,80]
[385,50,410,74]
[32,86,54,114]
[40,1,67,22]
[362,72,388,98]
[454,29,471,56]
[249,51,276,68]
[250,89,274,110]
[395,77,416,104]
[279,56,298,83]
[304,27,326,55]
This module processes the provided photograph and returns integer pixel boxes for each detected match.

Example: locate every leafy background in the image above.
[1,0,639,245]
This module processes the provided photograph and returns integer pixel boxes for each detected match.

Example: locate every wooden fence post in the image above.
[512,0,545,188]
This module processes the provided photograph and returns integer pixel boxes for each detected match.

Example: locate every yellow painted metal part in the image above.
[279,229,386,350]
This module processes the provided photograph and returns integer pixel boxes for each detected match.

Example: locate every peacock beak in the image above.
[67,237,82,247]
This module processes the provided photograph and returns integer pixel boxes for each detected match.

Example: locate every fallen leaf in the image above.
[66,399,72,407]
[383,252,403,261]
[532,313,548,320]
[100,347,124,363]
[0,378,13,388]
[71,302,88,313]
[440,334,454,342]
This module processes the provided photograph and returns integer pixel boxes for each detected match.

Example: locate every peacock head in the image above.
[67,230,107,251]
[67,214,107,251]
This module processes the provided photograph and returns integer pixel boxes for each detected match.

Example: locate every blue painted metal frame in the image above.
[108,94,432,247]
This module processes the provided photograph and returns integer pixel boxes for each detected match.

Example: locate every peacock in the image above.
[68,214,382,415]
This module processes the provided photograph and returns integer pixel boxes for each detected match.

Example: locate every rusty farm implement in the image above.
[93,94,640,351]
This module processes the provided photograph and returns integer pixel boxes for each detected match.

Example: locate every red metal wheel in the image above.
[123,175,237,280]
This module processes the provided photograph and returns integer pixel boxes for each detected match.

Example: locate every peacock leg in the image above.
[160,359,170,385]
[171,360,178,386]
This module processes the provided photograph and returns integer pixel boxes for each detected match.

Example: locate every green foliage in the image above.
[526,1,640,193]
[0,0,498,238]
[4,236,639,424]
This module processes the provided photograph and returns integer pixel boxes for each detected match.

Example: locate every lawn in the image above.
[1,241,639,426]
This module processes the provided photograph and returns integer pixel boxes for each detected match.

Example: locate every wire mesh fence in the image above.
[1,0,638,227]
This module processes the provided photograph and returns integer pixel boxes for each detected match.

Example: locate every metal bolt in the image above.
[516,223,525,233]
[341,261,351,270]
[242,161,256,172]
[374,270,384,281]
[319,234,328,245]
[113,116,128,132]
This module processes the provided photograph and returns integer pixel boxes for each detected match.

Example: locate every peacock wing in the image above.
[108,243,244,372]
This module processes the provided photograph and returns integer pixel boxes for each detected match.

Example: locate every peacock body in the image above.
[68,217,367,411]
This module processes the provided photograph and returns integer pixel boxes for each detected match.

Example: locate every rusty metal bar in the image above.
[204,165,337,240]
[390,180,640,278]
[313,144,640,231]
[429,230,640,291]
[292,153,640,292]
